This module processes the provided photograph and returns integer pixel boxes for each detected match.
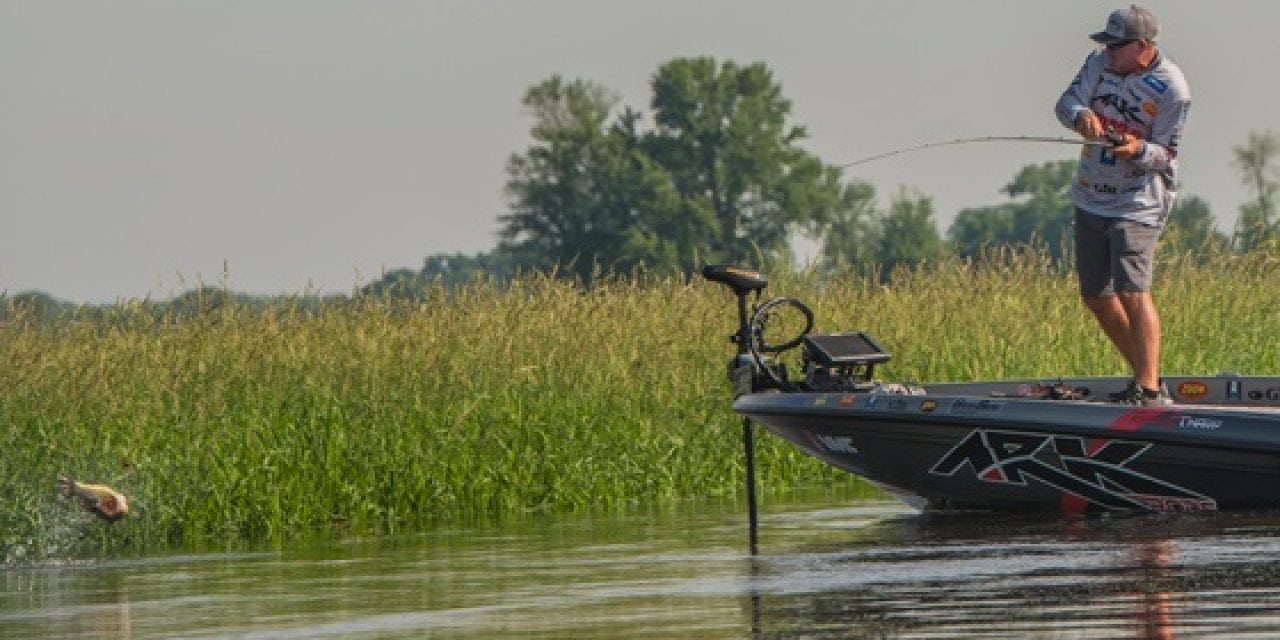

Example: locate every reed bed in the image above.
[3,248,1279,561]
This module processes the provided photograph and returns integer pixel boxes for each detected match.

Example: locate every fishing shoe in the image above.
[1109,380,1173,406]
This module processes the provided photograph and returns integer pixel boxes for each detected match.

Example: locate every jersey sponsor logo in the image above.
[1143,74,1168,94]
[1093,93,1146,126]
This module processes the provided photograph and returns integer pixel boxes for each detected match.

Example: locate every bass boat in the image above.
[704,265,1280,515]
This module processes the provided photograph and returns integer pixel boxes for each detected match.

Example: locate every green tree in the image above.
[359,268,432,301]
[819,181,880,270]
[1232,130,1280,251]
[643,57,842,269]
[499,76,640,282]
[422,251,520,285]
[1004,160,1076,261]
[357,250,527,299]
[499,60,843,279]
[0,291,73,323]
[875,188,943,279]
[948,160,1076,263]
[949,204,1016,260]
[596,110,687,275]
[1163,195,1228,255]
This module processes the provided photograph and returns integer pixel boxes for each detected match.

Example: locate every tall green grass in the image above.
[3,248,1279,561]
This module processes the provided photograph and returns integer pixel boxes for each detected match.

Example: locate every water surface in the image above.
[6,496,1280,638]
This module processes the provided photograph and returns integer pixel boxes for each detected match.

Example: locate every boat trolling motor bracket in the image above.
[701,264,892,394]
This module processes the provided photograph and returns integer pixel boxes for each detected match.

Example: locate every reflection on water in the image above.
[6,497,1280,638]
[755,510,1280,638]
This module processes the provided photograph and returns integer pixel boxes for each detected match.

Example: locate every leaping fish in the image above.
[59,476,129,523]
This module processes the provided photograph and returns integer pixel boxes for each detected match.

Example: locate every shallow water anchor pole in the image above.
[743,416,760,555]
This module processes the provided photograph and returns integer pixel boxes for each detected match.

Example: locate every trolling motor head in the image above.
[702,265,773,395]
[701,264,769,299]
[701,264,767,355]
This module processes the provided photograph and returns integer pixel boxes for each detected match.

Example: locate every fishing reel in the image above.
[702,265,891,394]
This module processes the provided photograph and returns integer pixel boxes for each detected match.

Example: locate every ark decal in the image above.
[929,428,1217,512]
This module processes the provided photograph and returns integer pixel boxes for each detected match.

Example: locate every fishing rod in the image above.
[840,133,1122,169]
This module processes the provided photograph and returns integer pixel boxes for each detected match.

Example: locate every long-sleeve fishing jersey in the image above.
[1055,49,1190,226]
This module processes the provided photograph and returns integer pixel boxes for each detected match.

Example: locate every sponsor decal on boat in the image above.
[1248,387,1280,402]
[920,400,939,413]
[837,394,856,407]
[813,395,829,407]
[809,433,858,454]
[1178,416,1222,431]
[863,395,877,408]
[929,428,1217,512]
[1176,380,1209,400]
[950,399,1004,415]
[1110,408,1228,433]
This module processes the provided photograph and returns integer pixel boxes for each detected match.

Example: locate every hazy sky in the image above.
[4,1,1277,303]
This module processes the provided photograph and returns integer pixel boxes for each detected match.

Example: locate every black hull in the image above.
[735,376,1280,514]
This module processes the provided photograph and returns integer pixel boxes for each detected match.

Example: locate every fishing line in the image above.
[840,135,1114,169]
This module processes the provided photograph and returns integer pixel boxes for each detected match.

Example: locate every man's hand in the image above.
[1076,110,1143,159]
[1074,110,1105,139]
[1110,133,1144,160]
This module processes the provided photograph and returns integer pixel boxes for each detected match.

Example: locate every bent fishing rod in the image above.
[840,132,1123,169]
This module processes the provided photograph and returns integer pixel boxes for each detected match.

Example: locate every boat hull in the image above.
[734,376,1280,514]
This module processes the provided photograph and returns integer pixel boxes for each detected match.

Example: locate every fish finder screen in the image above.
[803,332,891,367]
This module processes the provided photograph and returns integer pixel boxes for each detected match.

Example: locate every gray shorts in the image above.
[1074,208,1163,297]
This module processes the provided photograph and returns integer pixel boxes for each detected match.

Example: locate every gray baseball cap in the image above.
[1090,5,1159,44]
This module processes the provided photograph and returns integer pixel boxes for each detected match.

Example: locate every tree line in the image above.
[7,57,1280,314]
[398,56,1280,290]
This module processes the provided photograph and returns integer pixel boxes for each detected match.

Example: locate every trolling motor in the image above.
[701,264,891,395]
[702,264,895,554]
